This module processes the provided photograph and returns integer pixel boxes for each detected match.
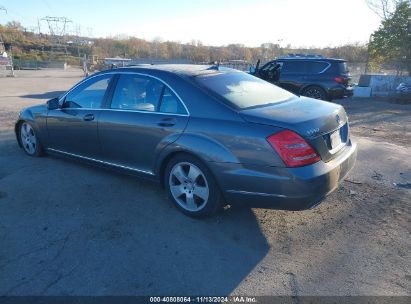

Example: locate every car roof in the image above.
[104,64,238,77]
[275,57,346,62]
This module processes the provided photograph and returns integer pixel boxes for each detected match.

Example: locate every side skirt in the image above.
[46,148,158,182]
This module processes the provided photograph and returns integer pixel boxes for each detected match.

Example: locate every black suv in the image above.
[250,55,353,100]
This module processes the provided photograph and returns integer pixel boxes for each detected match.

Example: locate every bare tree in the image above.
[365,0,405,19]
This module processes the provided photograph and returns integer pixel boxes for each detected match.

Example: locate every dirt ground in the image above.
[0,69,410,296]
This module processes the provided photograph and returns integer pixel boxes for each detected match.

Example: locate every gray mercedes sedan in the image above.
[15,65,357,217]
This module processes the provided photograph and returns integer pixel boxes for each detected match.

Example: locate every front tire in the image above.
[164,154,224,218]
[19,122,42,157]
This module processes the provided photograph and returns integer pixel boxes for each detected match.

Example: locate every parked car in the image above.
[15,65,357,217]
[396,82,411,95]
[250,55,353,101]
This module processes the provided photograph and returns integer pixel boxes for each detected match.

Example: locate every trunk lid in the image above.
[240,96,349,161]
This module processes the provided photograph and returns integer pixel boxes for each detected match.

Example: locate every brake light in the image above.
[335,76,344,84]
[267,130,321,167]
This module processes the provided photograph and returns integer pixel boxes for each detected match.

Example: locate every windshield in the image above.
[194,72,294,109]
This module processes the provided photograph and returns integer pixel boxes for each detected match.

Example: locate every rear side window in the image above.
[110,74,187,115]
[305,61,330,73]
[159,87,187,114]
[194,71,294,109]
[111,74,164,111]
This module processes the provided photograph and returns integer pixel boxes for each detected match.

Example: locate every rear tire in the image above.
[19,122,43,157]
[302,86,327,100]
[164,154,224,218]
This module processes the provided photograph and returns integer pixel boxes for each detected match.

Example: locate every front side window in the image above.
[261,62,277,71]
[111,74,164,111]
[110,74,188,115]
[64,75,112,109]
[194,71,294,109]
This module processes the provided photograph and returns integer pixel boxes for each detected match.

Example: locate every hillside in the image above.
[0,21,368,66]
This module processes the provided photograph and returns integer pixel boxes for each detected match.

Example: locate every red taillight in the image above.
[335,76,344,84]
[267,130,321,167]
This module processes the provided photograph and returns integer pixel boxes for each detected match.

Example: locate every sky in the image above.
[0,0,383,48]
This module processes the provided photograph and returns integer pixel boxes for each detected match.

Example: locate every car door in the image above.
[98,73,189,174]
[257,61,281,84]
[277,60,306,94]
[46,74,113,157]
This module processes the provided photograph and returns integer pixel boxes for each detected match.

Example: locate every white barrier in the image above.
[354,74,411,97]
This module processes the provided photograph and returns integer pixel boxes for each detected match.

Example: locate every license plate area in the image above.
[322,123,349,155]
[328,129,343,153]
[329,129,342,150]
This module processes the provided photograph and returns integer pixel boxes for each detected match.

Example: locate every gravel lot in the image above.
[0,69,410,296]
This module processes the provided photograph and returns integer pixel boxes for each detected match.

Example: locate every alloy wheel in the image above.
[168,162,210,212]
[20,122,37,155]
[304,87,325,100]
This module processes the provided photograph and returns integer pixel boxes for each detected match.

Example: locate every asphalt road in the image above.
[0,69,410,296]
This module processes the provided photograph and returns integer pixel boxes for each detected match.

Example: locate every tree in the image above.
[6,21,24,31]
[365,0,403,19]
[368,1,411,75]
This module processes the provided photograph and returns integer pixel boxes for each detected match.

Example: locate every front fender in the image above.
[15,110,36,147]
[15,105,47,147]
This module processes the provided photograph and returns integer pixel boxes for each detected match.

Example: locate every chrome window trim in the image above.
[278,60,331,74]
[317,61,331,74]
[58,73,112,107]
[47,148,155,176]
[55,107,189,117]
[59,71,190,116]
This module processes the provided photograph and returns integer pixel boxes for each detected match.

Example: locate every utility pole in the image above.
[37,18,41,34]
[0,5,14,77]
[41,16,73,65]
[0,6,6,53]
[82,53,88,77]
[365,34,373,75]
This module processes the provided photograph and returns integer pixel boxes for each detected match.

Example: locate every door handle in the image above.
[83,114,95,121]
[157,117,176,127]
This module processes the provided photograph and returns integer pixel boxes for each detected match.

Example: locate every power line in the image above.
[0,5,7,15]
[42,0,54,15]
[41,16,72,37]
[40,16,73,61]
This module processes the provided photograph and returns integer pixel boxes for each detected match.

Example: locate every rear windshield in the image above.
[194,72,294,109]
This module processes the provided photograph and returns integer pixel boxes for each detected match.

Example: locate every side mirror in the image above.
[249,66,256,74]
[47,97,60,110]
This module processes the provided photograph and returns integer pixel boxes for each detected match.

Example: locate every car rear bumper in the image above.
[329,86,353,99]
[209,140,357,210]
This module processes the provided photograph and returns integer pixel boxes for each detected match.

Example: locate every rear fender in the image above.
[154,132,239,178]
